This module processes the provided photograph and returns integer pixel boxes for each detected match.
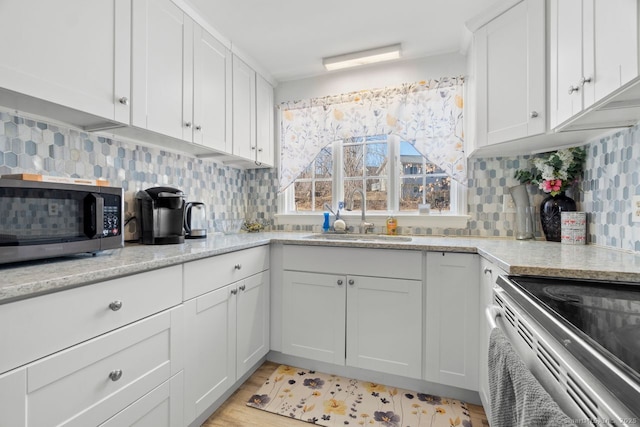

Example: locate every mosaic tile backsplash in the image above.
[0,109,638,252]
[0,110,253,241]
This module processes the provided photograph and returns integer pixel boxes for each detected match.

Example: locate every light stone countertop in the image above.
[1,232,639,304]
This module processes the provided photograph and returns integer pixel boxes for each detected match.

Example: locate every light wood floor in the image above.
[202,361,489,427]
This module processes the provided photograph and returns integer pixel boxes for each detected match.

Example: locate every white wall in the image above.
[275,52,466,103]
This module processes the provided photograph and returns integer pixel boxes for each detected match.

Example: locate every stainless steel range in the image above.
[490,275,640,425]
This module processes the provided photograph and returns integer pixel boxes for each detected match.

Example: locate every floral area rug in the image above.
[246,365,472,427]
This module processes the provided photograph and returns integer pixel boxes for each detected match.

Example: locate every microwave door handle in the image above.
[84,194,104,238]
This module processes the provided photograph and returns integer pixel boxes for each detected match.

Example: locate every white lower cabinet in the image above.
[0,306,183,427]
[281,246,423,379]
[184,285,235,425]
[183,247,270,425]
[424,252,480,390]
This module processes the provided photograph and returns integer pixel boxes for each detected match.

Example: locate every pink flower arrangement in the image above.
[514,147,586,197]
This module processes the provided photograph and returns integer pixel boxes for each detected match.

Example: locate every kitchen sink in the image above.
[302,233,413,242]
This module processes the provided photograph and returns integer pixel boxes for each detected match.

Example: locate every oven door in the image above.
[491,276,640,425]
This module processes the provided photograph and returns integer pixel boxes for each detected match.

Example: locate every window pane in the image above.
[343,144,363,177]
[399,140,450,212]
[425,176,451,212]
[294,182,312,211]
[315,147,332,178]
[400,177,424,211]
[343,180,362,210]
[314,181,332,211]
[365,142,388,177]
[366,178,387,211]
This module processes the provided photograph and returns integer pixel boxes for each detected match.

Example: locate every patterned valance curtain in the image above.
[279,77,466,192]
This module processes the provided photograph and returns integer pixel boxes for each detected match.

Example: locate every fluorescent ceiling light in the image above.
[323,44,402,71]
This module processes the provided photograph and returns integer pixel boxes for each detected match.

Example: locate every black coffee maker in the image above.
[136,186,185,244]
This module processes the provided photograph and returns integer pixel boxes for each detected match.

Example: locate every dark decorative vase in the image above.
[540,192,576,242]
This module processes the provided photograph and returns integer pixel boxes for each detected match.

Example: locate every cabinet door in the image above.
[346,276,422,379]
[550,0,587,127]
[586,0,638,106]
[132,0,186,140]
[255,74,274,166]
[477,0,545,145]
[0,368,26,427]
[184,285,236,425]
[232,56,257,161]
[282,271,346,365]
[425,253,480,390]
[193,24,233,152]
[0,0,130,122]
[237,271,270,378]
[100,372,183,427]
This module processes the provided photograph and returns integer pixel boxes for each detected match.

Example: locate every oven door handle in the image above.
[485,305,503,330]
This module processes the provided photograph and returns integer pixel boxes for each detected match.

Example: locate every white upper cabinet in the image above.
[550,0,639,129]
[232,55,258,161]
[132,0,186,140]
[474,0,545,147]
[191,25,233,152]
[256,75,275,166]
[0,0,131,128]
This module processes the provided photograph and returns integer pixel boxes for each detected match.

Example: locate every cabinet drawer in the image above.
[283,245,422,280]
[100,372,183,427]
[183,245,269,300]
[26,308,179,427]
[0,265,182,374]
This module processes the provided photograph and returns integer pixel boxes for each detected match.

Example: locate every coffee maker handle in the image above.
[184,202,192,234]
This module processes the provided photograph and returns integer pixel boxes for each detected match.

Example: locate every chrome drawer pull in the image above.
[337,279,343,285]
[483,267,492,275]
[109,370,123,382]
[231,288,238,295]
[348,279,355,285]
[239,284,246,291]
[108,300,123,311]
[234,264,242,270]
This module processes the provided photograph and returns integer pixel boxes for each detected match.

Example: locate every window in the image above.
[287,135,459,215]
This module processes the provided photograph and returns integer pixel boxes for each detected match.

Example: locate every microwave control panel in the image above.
[102,194,121,237]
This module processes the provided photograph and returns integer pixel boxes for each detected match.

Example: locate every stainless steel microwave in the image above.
[0,178,123,264]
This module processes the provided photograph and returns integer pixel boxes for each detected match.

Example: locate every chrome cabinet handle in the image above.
[118,97,129,106]
[185,122,192,128]
[109,370,123,381]
[348,279,355,285]
[251,146,256,150]
[195,125,202,131]
[258,148,263,152]
[231,288,238,295]
[580,76,592,85]
[568,85,580,94]
[234,264,242,270]
[337,279,343,285]
[529,111,538,118]
[483,267,492,275]
[109,300,123,311]
[239,284,246,291]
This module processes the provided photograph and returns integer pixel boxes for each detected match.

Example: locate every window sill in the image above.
[274,213,470,230]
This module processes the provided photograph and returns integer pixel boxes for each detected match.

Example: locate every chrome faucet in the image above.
[347,189,374,234]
